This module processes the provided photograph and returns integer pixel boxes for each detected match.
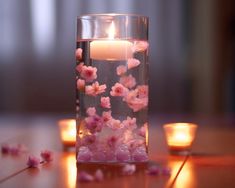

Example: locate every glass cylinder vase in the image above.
[76,14,149,163]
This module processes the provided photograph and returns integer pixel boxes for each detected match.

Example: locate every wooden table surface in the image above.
[0,114,235,188]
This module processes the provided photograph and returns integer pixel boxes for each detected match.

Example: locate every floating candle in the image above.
[90,22,133,60]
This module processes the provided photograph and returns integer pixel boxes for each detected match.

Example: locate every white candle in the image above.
[90,22,133,61]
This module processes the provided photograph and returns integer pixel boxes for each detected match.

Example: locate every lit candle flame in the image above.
[107,21,116,39]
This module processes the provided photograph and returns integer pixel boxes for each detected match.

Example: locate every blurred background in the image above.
[0,0,234,115]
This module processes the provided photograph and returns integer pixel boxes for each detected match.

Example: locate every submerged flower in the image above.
[78,171,94,182]
[122,164,136,175]
[86,107,96,116]
[119,75,136,89]
[127,58,141,69]
[102,111,112,123]
[107,135,118,148]
[122,116,137,130]
[40,150,53,162]
[77,79,85,91]
[76,62,84,73]
[138,124,148,138]
[116,145,131,162]
[100,97,111,109]
[132,147,148,162]
[27,155,40,168]
[77,146,92,162]
[116,65,127,76]
[94,169,104,182]
[107,119,123,130]
[82,135,96,145]
[75,48,83,60]
[85,81,107,96]
[132,41,149,52]
[85,115,103,133]
[136,85,148,98]
[80,65,97,82]
[110,83,128,97]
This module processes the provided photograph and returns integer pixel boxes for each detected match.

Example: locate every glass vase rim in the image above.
[77,13,149,20]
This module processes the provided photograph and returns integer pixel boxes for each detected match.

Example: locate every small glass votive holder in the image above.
[163,123,198,155]
[58,119,76,148]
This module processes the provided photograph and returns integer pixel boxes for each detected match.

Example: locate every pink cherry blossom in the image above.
[75,48,83,60]
[102,111,112,123]
[82,135,96,145]
[1,144,10,154]
[94,169,104,182]
[77,146,92,162]
[110,83,128,97]
[132,41,149,52]
[107,135,118,148]
[132,147,148,162]
[85,115,103,133]
[86,107,96,116]
[100,97,111,108]
[122,164,136,175]
[80,65,97,82]
[116,145,131,162]
[128,139,145,153]
[146,165,160,175]
[127,58,141,69]
[137,85,148,98]
[85,81,107,96]
[78,171,94,182]
[76,62,84,73]
[77,79,85,91]
[40,150,53,162]
[107,119,123,130]
[27,155,40,168]
[119,75,136,89]
[122,116,137,129]
[116,65,127,76]
[92,150,106,161]
[138,123,148,137]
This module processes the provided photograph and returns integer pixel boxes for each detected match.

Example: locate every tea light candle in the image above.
[58,119,76,147]
[163,123,198,154]
[90,22,133,60]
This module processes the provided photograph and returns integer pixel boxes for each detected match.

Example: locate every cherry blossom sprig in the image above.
[1,143,28,156]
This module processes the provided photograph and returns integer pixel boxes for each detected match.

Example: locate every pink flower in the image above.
[161,167,171,176]
[80,65,97,82]
[107,135,118,148]
[132,147,148,162]
[110,83,128,97]
[75,48,83,60]
[1,144,10,154]
[86,107,96,116]
[138,124,147,137]
[122,117,137,130]
[85,81,107,96]
[77,146,92,162]
[116,65,127,76]
[127,58,141,69]
[78,171,94,182]
[119,75,136,89]
[132,41,149,52]
[102,111,112,123]
[94,169,104,182]
[146,165,160,175]
[137,85,148,98]
[77,79,85,91]
[116,145,131,162]
[100,97,111,108]
[9,144,27,155]
[82,135,96,145]
[122,164,136,175]
[40,150,53,162]
[85,115,103,133]
[76,62,84,73]
[107,119,123,130]
[27,155,40,168]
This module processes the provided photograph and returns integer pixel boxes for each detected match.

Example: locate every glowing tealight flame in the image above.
[107,21,116,39]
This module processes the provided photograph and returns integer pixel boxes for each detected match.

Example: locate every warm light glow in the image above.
[164,123,197,150]
[107,21,116,39]
[65,154,76,188]
[58,119,76,146]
